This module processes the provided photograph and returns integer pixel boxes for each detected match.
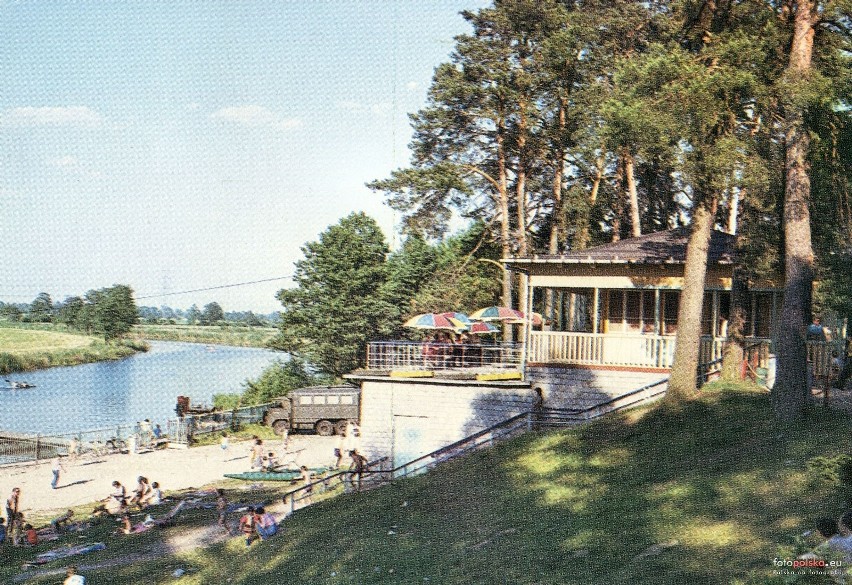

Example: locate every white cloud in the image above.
[0,106,102,127]
[210,105,301,130]
[335,100,393,116]
[405,81,418,91]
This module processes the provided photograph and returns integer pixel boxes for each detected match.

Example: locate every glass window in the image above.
[642,291,656,334]
[299,396,312,405]
[608,291,624,332]
[662,291,679,335]
[625,291,641,333]
[312,395,326,405]
[327,395,340,405]
[340,395,354,405]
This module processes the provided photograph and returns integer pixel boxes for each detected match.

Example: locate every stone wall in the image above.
[351,376,532,468]
[527,365,669,410]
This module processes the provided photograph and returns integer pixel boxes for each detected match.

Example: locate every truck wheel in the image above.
[334,420,348,436]
[272,420,290,435]
[315,420,334,436]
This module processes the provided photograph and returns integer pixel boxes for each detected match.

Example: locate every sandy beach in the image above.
[0,435,336,518]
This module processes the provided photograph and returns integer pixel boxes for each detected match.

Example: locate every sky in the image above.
[0,1,489,313]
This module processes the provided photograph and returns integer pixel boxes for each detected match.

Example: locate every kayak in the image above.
[224,467,331,482]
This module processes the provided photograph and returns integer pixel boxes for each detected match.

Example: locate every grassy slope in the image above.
[8,382,851,584]
[0,326,147,373]
[131,324,277,348]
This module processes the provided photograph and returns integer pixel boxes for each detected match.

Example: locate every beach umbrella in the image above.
[403,313,468,330]
[466,321,500,334]
[507,311,544,326]
[439,312,472,325]
[469,306,525,322]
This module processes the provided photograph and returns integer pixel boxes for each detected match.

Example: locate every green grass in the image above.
[131,324,277,348]
[4,382,851,584]
[0,325,148,374]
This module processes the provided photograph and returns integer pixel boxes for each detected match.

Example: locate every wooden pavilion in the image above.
[505,228,784,370]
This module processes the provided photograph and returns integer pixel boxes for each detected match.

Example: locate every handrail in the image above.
[280,456,389,514]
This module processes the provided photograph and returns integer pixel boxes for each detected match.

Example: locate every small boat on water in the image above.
[224,466,331,482]
[3,379,36,390]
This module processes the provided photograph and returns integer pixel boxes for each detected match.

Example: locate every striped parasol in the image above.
[469,306,525,322]
[466,321,500,334]
[403,313,468,330]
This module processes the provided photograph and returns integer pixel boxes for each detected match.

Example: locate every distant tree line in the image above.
[0,285,139,341]
[136,303,279,327]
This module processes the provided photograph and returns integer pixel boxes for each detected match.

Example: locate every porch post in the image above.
[592,288,600,334]
[654,289,661,335]
[711,290,719,339]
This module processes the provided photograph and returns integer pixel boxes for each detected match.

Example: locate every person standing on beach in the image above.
[220,432,230,461]
[50,456,64,489]
[6,487,20,525]
[250,438,263,470]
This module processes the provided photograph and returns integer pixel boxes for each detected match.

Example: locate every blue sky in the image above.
[0,1,488,313]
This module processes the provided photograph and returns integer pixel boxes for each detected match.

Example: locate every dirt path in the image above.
[1,435,336,518]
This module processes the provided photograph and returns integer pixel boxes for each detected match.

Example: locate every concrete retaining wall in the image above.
[527,365,669,410]
[351,376,532,467]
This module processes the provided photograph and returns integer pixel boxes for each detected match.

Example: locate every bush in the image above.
[0,353,24,374]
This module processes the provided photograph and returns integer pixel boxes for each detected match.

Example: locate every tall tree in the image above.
[271,213,395,378]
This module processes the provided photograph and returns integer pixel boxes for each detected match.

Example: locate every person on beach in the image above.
[216,488,230,535]
[143,481,163,506]
[68,437,79,464]
[300,465,314,505]
[51,509,75,533]
[24,523,37,545]
[348,449,368,492]
[253,507,277,540]
[64,565,86,585]
[108,480,128,514]
[51,455,65,489]
[239,507,256,546]
[263,451,280,471]
[6,487,20,525]
[130,476,151,509]
[220,432,230,461]
[153,424,163,440]
[334,431,345,468]
[250,438,264,470]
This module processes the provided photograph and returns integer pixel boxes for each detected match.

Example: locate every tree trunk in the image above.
[576,154,605,249]
[623,149,642,238]
[773,0,815,422]
[546,102,567,326]
[667,195,718,401]
[497,120,514,342]
[721,266,747,381]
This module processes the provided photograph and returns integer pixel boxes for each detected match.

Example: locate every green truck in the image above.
[263,385,360,436]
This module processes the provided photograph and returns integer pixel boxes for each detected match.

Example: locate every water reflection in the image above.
[0,341,281,434]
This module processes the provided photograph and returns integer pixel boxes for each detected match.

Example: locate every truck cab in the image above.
[264,385,360,436]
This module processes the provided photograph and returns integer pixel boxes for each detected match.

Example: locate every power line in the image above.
[136,276,291,300]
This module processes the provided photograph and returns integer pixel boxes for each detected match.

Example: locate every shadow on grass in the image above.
[11,386,851,585]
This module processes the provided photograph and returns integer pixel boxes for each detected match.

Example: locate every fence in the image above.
[366,341,522,371]
[0,403,274,465]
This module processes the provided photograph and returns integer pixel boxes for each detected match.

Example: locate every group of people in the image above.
[1,486,77,547]
[238,505,277,546]
[93,476,163,520]
[805,511,852,566]
[421,332,485,368]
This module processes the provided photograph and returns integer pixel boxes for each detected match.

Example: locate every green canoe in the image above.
[224,467,331,482]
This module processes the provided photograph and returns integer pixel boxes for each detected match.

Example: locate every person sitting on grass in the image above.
[24,523,38,546]
[239,507,257,546]
[253,507,277,540]
[129,476,151,509]
[64,565,86,585]
[142,481,163,507]
[51,510,75,534]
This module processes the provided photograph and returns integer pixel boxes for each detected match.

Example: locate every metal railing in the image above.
[166,403,273,445]
[280,457,389,515]
[366,341,522,371]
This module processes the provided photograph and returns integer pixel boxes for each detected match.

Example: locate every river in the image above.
[0,341,282,435]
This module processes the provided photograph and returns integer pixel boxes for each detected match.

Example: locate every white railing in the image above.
[366,341,522,371]
[528,332,726,369]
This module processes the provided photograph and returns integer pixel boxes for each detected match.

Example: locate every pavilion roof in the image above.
[504,228,736,266]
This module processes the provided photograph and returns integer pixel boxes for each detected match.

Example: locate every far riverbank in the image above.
[0,324,148,375]
[130,323,277,348]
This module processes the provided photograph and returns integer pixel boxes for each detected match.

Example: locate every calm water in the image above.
[0,341,282,435]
